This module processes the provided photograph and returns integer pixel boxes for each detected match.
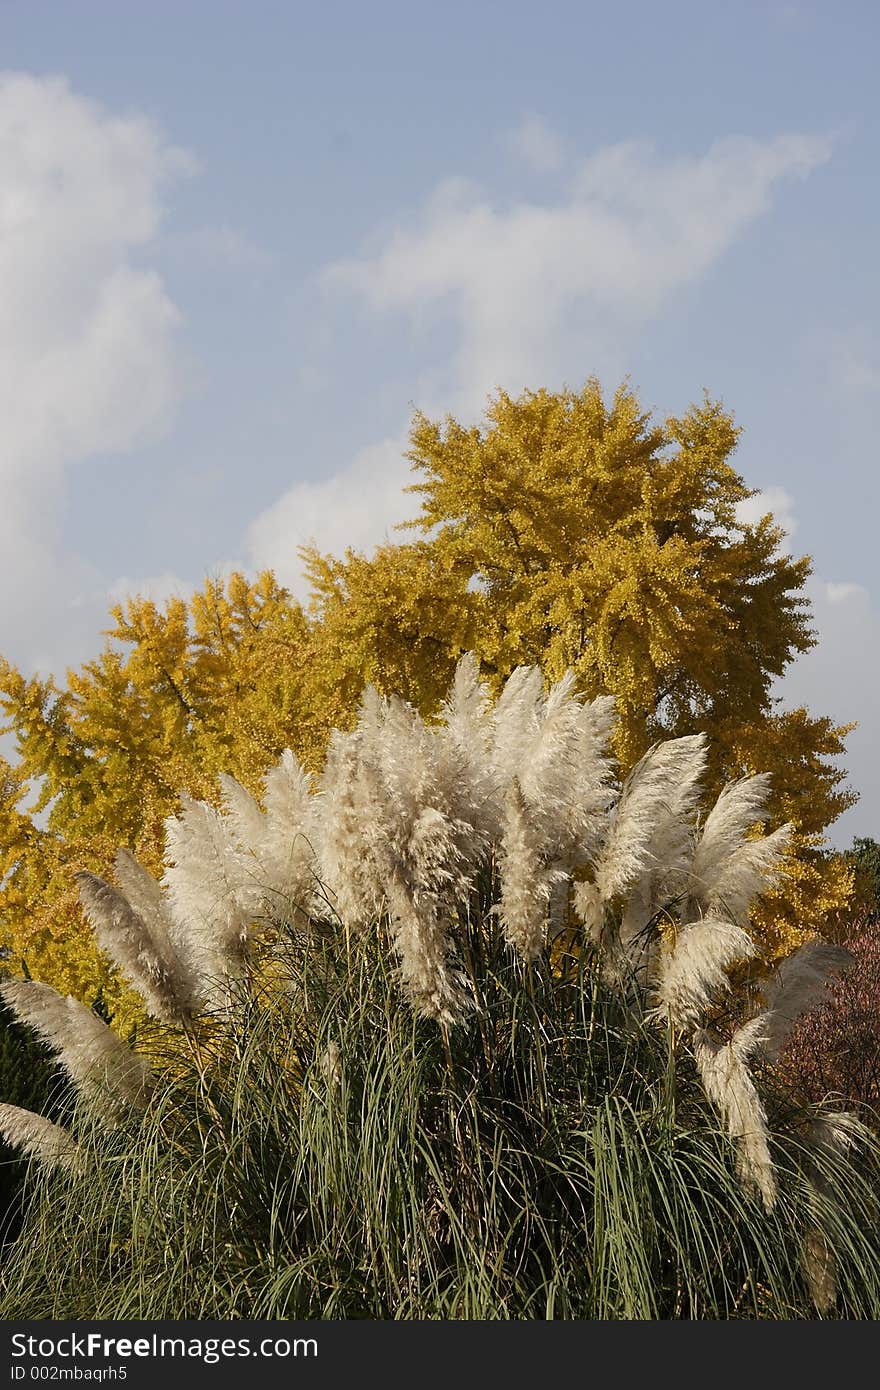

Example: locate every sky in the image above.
[0,0,877,845]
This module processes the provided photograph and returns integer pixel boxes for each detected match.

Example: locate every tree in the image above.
[844,838,880,922]
[0,572,314,1014]
[306,381,855,951]
[0,380,856,1004]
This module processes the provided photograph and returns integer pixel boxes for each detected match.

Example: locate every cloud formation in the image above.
[246,435,414,599]
[324,130,832,416]
[735,486,798,551]
[508,113,566,173]
[0,73,189,669]
[250,127,832,588]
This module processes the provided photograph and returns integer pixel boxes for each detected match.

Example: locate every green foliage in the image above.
[845,838,880,922]
[3,925,878,1320]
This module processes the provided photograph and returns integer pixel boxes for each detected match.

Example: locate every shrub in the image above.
[845,839,880,922]
[777,923,880,1118]
[1,657,877,1318]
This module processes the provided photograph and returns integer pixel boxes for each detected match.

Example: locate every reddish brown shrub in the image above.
[777,922,880,1116]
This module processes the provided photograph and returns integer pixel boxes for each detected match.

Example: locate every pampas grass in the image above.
[1,655,874,1319]
[0,1104,77,1172]
[0,980,150,1122]
[2,928,878,1320]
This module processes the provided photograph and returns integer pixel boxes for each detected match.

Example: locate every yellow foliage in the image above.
[0,379,856,1008]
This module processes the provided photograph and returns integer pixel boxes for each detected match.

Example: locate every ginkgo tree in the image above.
[0,379,855,1011]
[304,381,855,952]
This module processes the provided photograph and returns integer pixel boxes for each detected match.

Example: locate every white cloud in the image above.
[508,113,566,173]
[246,436,415,599]
[828,330,880,396]
[735,486,798,551]
[108,571,192,607]
[824,581,868,605]
[0,73,189,671]
[248,129,833,589]
[324,130,832,416]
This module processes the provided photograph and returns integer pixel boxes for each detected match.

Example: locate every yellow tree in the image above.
[306,380,855,951]
[0,380,855,1007]
[0,572,315,1012]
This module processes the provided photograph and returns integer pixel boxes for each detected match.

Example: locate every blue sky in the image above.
[0,1,877,843]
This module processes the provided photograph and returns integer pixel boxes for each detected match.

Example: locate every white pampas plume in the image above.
[568,694,618,861]
[573,880,605,943]
[490,665,546,790]
[218,773,267,846]
[688,774,771,907]
[388,805,473,1023]
[438,653,501,843]
[387,887,470,1025]
[0,1104,77,1171]
[808,1109,873,1156]
[694,1025,777,1212]
[319,1039,342,1086]
[655,918,757,1029]
[499,779,563,961]
[317,737,393,927]
[0,980,151,1120]
[75,871,194,1025]
[756,941,853,1063]
[162,794,263,1007]
[703,823,792,927]
[258,750,317,911]
[490,670,616,863]
[592,734,708,911]
[802,1226,836,1314]
[317,673,482,1021]
[798,1111,872,1313]
[112,850,177,966]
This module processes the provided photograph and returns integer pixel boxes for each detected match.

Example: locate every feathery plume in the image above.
[596,734,708,896]
[162,794,263,1007]
[573,880,605,943]
[693,1026,776,1212]
[490,665,546,791]
[589,735,708,948]
[703,824,792,927]
[391,800,473,1022]
[112,850,178,966]
[257,750,317,913]
[797,1111,873,1313]
[76,871,194,1025]
[438,652,501,844]
[0,980,151,1119]
[317,737,394,928]
[319,1039,342,1086]
[808,1109,874,1156]
[757,941,854,1063]
[802,1226,836,1314]
[385,870,471,1025]
[688,774,771,908]
[655,918,756,1029]
[499,779,563,961]
[218,773,267,846]
[0,1104,77,1171]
